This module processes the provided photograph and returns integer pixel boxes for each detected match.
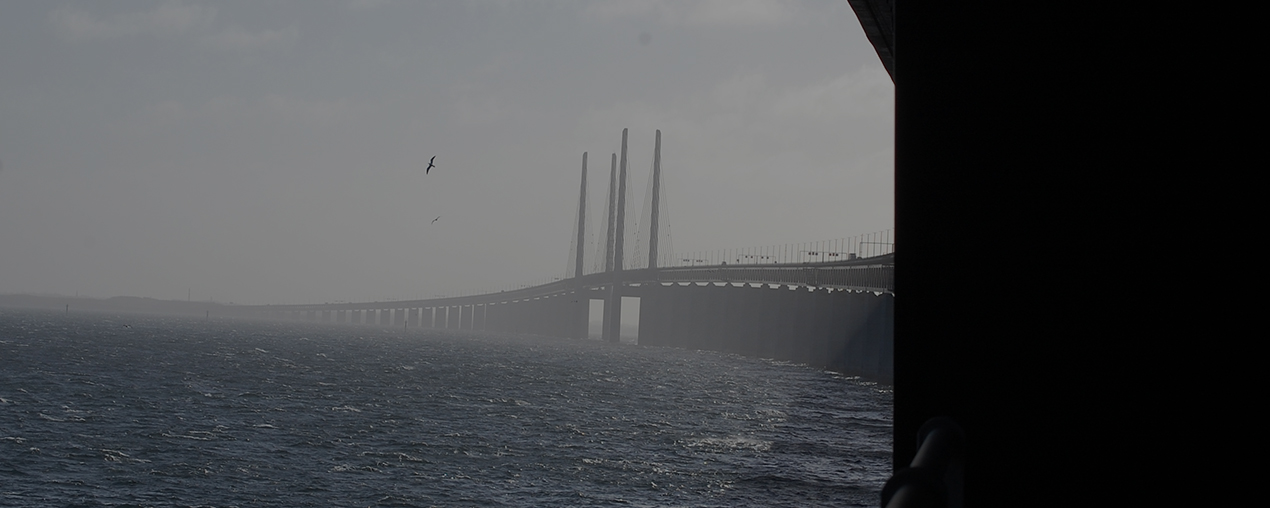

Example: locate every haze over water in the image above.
[0,2,893,305]
[1,3,894,504]
[0,309,892,507]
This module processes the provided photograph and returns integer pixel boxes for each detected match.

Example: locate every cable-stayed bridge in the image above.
[235,129,894,381]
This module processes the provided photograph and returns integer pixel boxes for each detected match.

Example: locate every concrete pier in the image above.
[604,129,629,343]
[636,283,893,382]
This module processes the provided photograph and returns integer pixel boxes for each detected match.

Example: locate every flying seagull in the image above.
[432,216,441,224]
[426,156,436,174]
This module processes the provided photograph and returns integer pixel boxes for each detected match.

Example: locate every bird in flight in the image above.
[432,216,441,224]
[426,156,436,174]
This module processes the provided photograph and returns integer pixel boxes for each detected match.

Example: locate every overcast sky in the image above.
[0,0,892,305]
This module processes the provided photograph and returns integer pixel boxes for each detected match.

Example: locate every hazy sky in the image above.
[0,0,892,305]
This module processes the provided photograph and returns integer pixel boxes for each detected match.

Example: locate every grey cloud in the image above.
[201,25,299,52]
[50,1,215,41]
[584,0,797,27]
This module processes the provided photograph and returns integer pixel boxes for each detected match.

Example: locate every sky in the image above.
[0,0,893,306]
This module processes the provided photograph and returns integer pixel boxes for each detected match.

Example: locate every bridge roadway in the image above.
[231,253,894,382]
[217,131,895,379]
[241,252,893,314]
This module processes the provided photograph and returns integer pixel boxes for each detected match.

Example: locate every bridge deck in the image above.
[242,253,893,312]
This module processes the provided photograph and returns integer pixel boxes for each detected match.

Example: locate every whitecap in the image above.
[686,436,772,452]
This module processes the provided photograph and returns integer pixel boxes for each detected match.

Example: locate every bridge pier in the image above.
[483,303,496,332]
[635,282,893,381]
[497,302,509,332]
[524,299,534,334]
[571,291,588,339]
[551,297,562,337]
[528,298,541,335]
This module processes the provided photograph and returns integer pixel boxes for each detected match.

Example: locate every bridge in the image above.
[233,128,895,382]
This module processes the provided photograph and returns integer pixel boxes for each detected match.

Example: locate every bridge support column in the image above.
[572,290,589,339]
[608,129,629,343]
[521,299,532,334]
[528,298,540,335]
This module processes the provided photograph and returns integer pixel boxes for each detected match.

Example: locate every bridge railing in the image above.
[665,229,894,269]
[648,255,893,293]
[237,231,895,312]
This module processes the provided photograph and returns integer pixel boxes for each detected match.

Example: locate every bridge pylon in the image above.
[648,129,662,269]
[572,152,589,339]
[603,128,629,343]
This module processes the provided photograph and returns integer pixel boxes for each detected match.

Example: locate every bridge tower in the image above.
[603,128,629,343]
[647,129,662,269]
[571,152,589,339]
[575,152,587,279]
[604,154,618,272]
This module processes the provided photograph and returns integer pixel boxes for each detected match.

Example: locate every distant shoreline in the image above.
[0,293,233,317]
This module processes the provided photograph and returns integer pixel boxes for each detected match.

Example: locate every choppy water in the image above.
[0,308,891,507]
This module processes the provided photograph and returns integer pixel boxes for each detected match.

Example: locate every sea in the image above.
[0,308,892,507]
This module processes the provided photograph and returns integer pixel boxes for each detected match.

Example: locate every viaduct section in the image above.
[233,129,894,382]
